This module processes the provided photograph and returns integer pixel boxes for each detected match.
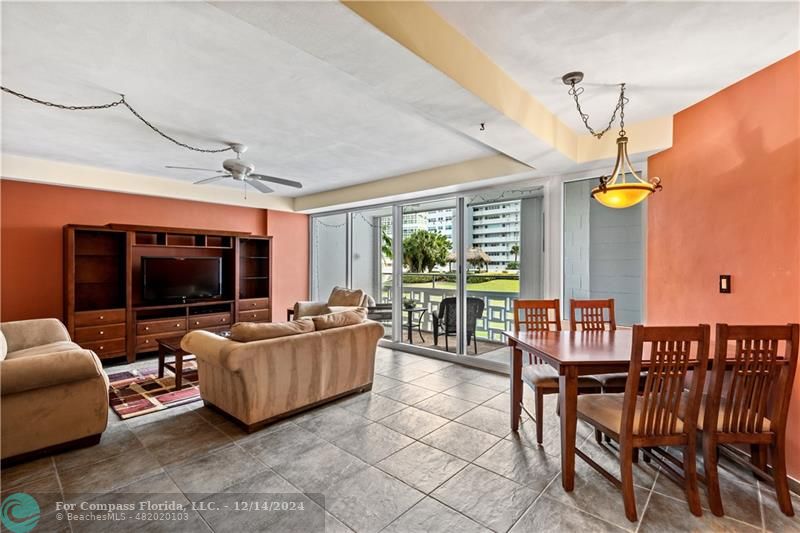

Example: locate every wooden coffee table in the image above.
[156,336,196,391]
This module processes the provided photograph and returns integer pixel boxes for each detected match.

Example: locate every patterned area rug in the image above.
[108,363,201,419]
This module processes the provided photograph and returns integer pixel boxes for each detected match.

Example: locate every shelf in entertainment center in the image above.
[131,244,233,249]
[133,299,235,312]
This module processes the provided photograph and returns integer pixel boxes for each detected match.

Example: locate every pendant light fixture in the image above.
[562,72,662,208]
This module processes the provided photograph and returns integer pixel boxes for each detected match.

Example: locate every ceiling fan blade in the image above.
[245,179,273,194]
[249,173,303,189]
[193,175,229,185]
[167,165,223,172]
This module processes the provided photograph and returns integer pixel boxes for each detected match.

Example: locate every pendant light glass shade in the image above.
[591,135,661,209]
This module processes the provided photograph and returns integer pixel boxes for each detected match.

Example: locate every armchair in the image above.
[0,318,109,463]
[293,286,376,319]
[432,297,485,355]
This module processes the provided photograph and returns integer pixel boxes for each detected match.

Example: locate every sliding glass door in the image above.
[351,206,393,338]
[310,213,347,302]
[399,199,459,354]
[308,185,544,365]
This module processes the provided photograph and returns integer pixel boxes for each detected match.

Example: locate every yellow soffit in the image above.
[294,154,532,212]
[343,1,672,162]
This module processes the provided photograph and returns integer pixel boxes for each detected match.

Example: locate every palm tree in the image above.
[510,243,520,263]
[381,228,392,262]
[402,230,451,273]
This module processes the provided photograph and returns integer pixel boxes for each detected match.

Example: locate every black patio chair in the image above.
[432,296,485,355]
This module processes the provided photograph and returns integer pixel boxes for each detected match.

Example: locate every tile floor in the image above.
[3,347,798,533]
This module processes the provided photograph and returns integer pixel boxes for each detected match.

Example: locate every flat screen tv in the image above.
[142,257,222,303]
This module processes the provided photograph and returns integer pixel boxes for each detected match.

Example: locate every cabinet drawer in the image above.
[81,338,126,358]
[188,313,232,330]
[203,325,230,334]
[74,309,126,327]
[137,318,187,335]
[238,298,270,311]
[74,323,126,342]
[237,309,271,322]
[136,332,183,352]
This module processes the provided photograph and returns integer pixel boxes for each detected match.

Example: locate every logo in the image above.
[1,493,40,533]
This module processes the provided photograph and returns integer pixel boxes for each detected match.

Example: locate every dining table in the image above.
[504,328,714,493]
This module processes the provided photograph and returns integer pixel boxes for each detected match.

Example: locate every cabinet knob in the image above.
[99,331,104,335]
[145,339,150,344]
[195,321,200,325]
[99,346,104,350]
[99,315,104,320]
[145,326,150,331]
[176,323,180,327]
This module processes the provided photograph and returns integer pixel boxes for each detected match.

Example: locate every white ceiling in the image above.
[0,2,494,196]
[432,1,799,132]
[2,1,798,205]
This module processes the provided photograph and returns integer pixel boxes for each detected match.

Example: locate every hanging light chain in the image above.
[567,81,628,139]
[1,86,232,153]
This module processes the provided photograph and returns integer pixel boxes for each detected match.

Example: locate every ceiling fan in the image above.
[166,143,303,194]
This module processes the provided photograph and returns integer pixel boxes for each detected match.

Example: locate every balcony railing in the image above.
[380,285,517,344]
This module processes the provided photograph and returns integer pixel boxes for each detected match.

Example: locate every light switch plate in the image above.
[720,275,731,294]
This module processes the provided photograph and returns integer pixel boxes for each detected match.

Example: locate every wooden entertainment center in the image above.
[64,223,272,362]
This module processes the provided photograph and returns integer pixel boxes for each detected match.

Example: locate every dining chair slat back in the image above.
[514,298,561,332]
[701,323,799,517]
[513,299,561,365]
[570,298,616,331]
[627,326,711,439]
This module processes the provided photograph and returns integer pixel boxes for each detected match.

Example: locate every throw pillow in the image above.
[327,286,365,307]
[230,319,314,342]
[312,308,367,331]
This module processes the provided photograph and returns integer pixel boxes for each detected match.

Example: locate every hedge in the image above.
[401,273,519,285]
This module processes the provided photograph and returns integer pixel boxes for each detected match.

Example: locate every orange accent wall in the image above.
[265,209,309,320]
[647,52,800,473]
[0,180,308,321]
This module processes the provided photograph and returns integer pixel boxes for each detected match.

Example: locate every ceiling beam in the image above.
[294,154,532,213]
[342,1,672,165]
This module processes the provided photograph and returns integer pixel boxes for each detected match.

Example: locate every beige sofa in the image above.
[0,318,109,463]
[293,286,376,319]
[182,312,384,431]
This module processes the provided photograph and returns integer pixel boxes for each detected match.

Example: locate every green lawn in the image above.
[405,279,520,293]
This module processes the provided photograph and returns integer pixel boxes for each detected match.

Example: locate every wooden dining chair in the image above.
[570,298,642,446]
[569,298,616,331]
[698,323,799,517]
[514,299,601,444]
[575,324,711,522]
[570,299,624,393]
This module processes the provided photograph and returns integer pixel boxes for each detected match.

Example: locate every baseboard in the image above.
[379,339,508,375]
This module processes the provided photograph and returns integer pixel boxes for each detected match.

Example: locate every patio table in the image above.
[405,306,427,344]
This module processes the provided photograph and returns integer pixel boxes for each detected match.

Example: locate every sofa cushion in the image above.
[328,286,366,307]
[5,341,83,360]
[0,330,6,361]
[312,308,367,331]
[230,319,315,342]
